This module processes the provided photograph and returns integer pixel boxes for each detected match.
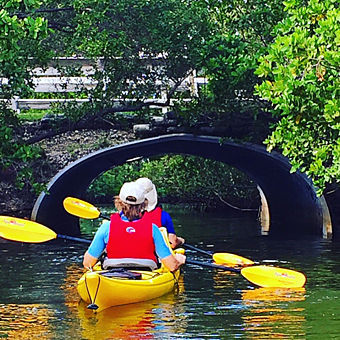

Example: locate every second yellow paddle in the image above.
[186,260,306,288]
[63,196,255,267]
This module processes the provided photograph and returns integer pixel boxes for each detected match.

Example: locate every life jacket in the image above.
[144,206,162,227]
[105,213,157,267]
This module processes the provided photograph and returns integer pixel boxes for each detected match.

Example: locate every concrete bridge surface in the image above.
[31,134,332,238]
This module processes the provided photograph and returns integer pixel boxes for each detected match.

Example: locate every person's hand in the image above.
[177,236,185,245]
[175,253,186,265]
[83,251,98,270]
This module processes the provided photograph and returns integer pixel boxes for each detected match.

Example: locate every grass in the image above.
[18,110,49,121]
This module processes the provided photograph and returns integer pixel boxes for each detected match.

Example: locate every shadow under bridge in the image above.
[31,134,331,238]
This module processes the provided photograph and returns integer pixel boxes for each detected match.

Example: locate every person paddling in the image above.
[135,177,185,249]
[83,182,186,271]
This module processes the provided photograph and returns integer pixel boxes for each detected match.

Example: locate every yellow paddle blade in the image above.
[63,197,100,219]
[0,216,57,243]
[213,253,254,267]
[241,265,306,288]
[174,248,185,255]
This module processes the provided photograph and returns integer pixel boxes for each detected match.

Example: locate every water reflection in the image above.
[242,287,306,339]
[213,270,239,290]
[0,303,52,339]
[76,291,186,339]
[78,301,154,339]
[60,263,85,311]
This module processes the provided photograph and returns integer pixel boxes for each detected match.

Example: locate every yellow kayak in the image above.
[77,265,181,312]
[77,230,184,312]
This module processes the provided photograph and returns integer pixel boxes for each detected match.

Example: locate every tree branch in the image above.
[213,190,258,212]
[15,7,74,19]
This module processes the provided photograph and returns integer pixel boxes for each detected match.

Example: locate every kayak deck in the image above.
[77,265,181,312]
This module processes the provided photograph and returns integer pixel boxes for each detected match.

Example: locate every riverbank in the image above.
[0,126,137,218]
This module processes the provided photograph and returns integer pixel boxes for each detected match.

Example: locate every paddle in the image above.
[186,259,306,288]
[184,243,255,266]
[0,216,91,244]
[0,216,306,288]
[63,196,255,267]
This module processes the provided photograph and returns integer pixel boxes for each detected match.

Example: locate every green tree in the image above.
[0,0,49,192]
[174,0,286,141]
[88,155,259,210]
[0,0,49,100]
[255,0,339,194]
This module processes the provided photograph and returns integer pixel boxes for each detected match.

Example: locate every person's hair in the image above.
[114,196,146,221]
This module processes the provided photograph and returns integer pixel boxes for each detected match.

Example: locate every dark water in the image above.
[1,206,340,339]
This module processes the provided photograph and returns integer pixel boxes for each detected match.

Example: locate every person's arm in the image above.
[83,220,110,269]
[168,234,185,249]
[83,251,99,269]
[152,225,186,272]
[161,211,185,249]
[161,253,186,272]
[161,211,175,233]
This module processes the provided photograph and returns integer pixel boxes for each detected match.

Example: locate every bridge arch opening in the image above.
[82,153,265,231]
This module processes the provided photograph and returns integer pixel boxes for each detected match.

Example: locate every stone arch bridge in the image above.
[31,134,332,238]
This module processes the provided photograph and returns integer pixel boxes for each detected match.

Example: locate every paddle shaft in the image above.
[57,234,91,244]
[186,259,241,274]
[99,213,110,220]
[183,243,212,256]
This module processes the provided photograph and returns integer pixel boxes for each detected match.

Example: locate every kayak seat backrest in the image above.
[102,257,158,271]
[100,268,142,280]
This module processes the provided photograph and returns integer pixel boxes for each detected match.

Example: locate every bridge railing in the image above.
[1,57,207,113]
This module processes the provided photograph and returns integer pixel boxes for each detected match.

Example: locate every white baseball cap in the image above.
[135,177,158,211]
[119,182,145,205]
